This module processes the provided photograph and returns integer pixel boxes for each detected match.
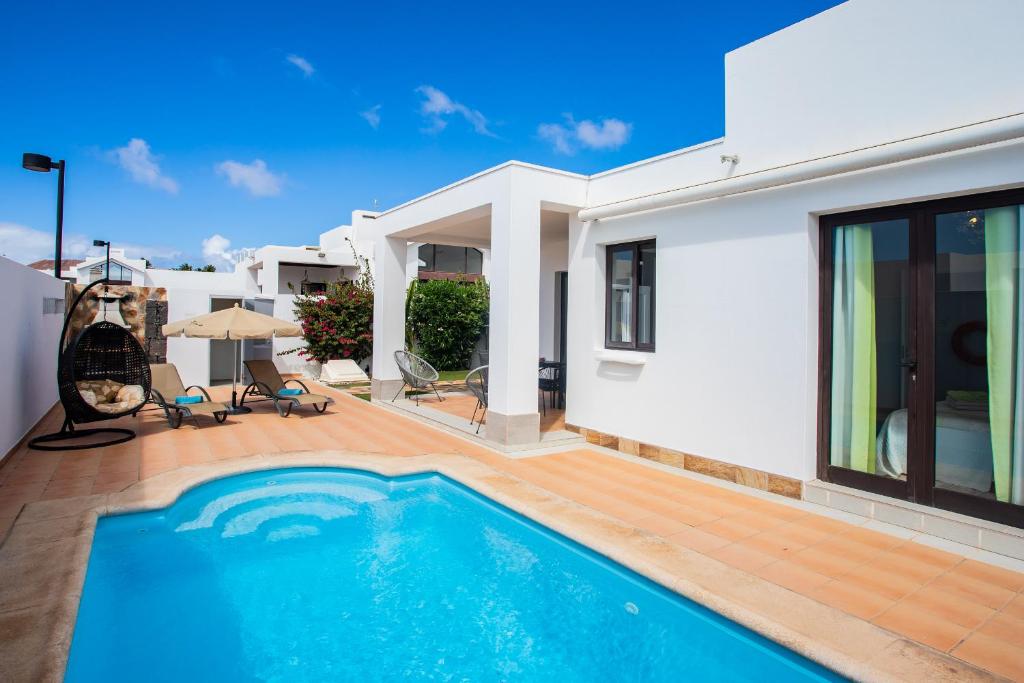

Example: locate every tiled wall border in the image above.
[806,480,1024,561]
[566,424,803,499]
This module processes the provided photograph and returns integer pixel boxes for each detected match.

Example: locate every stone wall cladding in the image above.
[567,423,803,499]
[67,285,169,363]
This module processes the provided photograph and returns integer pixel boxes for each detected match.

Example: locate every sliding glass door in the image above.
[825,218,913,498]
[820,189,1024,527]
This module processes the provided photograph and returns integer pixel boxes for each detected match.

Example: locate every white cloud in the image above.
[110,138,179,193]
[360,104,382,129]
[537,114,632,154]
[415,85,494,137]
[538,122,574,155]
[215,159,284,197]
[0,223,87,263]
[576,118,632,150]
[0,222,180,266]
[116,242,183,263]
[285,54,314,77]
[202,233,249,270]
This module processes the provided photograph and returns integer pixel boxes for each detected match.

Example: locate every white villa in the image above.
[359,0,1024,541]
[4,0,1023,555]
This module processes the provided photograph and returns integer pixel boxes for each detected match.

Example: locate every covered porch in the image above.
[369,162,587,445]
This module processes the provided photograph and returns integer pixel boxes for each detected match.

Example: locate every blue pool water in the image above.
[67,468,842,682]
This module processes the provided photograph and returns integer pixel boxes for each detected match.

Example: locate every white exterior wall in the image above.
[145,268,250,388]
[569,139,1024,480]
[724,0,1024,172]
[355,0,1024,462]
[538,232,568,361]
[0,259,66,460]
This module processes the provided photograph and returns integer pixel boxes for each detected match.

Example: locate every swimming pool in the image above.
[67,468,842,681]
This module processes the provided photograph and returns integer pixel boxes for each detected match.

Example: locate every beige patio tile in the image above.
[754,560,831,594]
[948,559,1024,593]
[927,572,1017,611]
[953,631,1024,681]
[807,579,894,621]
[976,611,1024,649]
[707,542,777,573]
[872,601,971,652]
[895,585,996,630]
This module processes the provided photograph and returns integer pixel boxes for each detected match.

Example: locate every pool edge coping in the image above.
[0,450,1005,683]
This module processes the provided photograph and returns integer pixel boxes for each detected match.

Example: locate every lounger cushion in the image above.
[175,395,203,404]
[278,388,303,396]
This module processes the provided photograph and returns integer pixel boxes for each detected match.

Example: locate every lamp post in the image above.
[21,153,66,279]
[93,239,110,280]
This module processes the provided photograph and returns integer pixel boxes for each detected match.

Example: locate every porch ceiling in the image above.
[395,208,569,249]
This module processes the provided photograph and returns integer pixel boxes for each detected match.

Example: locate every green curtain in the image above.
[830,225,878,473]
[985,206,1023,504]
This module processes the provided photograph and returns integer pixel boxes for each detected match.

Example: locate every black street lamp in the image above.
[93,239,111,280]
[21,152,66,279]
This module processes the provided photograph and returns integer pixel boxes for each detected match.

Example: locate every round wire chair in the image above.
[29,279,151,450]
[392,350,444,406]
[465,365,488,434]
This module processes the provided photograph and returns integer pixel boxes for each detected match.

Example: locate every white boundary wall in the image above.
[0,258,67,460]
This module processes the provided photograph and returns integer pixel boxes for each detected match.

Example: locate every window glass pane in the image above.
[638,243,655,346]
[934,204,1022,505]
[418,244,434,271]
[467,248,483,274]
[831,219,909,479]
[609,247,633,343]
[434,245,465,273]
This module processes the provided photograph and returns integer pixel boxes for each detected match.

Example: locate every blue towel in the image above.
[175,395,203,405]
[278,388,303,396]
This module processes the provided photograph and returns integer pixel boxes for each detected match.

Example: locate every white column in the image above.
[486,188,541,444]
[371,236,407,400]
[564,214,588,428]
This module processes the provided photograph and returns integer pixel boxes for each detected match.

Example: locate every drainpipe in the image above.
[578,113,1024,222]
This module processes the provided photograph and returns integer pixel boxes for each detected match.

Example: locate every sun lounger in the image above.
[149,363,229,428]
[241,359,334,417]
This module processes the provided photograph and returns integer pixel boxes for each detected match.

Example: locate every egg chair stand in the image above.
[28,278,152,451]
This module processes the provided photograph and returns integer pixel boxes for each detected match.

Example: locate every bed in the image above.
[876,401,993,493]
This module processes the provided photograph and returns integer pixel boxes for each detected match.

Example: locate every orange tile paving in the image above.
[1,384,1022,680]
[413,391,567,433]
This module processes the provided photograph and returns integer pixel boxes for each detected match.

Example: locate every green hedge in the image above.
[406,278,489,370]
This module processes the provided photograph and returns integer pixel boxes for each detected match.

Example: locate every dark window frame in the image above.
[604,239,656,352]
[817,187,1024,528]
[417,244,484,275]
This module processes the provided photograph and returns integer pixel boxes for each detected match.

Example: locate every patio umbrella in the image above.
[163,304,302,414]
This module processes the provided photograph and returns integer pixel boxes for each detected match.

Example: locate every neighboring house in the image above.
[36,215,493,390]
[49,213,378,388]
[73,251,148,286]
[28,258,83,281]
[363,0,1024,543]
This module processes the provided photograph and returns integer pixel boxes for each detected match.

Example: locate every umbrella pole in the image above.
[227,337,252,415]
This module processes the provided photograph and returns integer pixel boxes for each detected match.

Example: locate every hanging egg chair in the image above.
[28,278,152,451]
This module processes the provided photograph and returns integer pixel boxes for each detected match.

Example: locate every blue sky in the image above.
[0,0,841,269]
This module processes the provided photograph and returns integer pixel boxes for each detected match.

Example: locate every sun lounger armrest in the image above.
[150,387,172,408]
[284,379,311,394]
[184,385,214,401]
